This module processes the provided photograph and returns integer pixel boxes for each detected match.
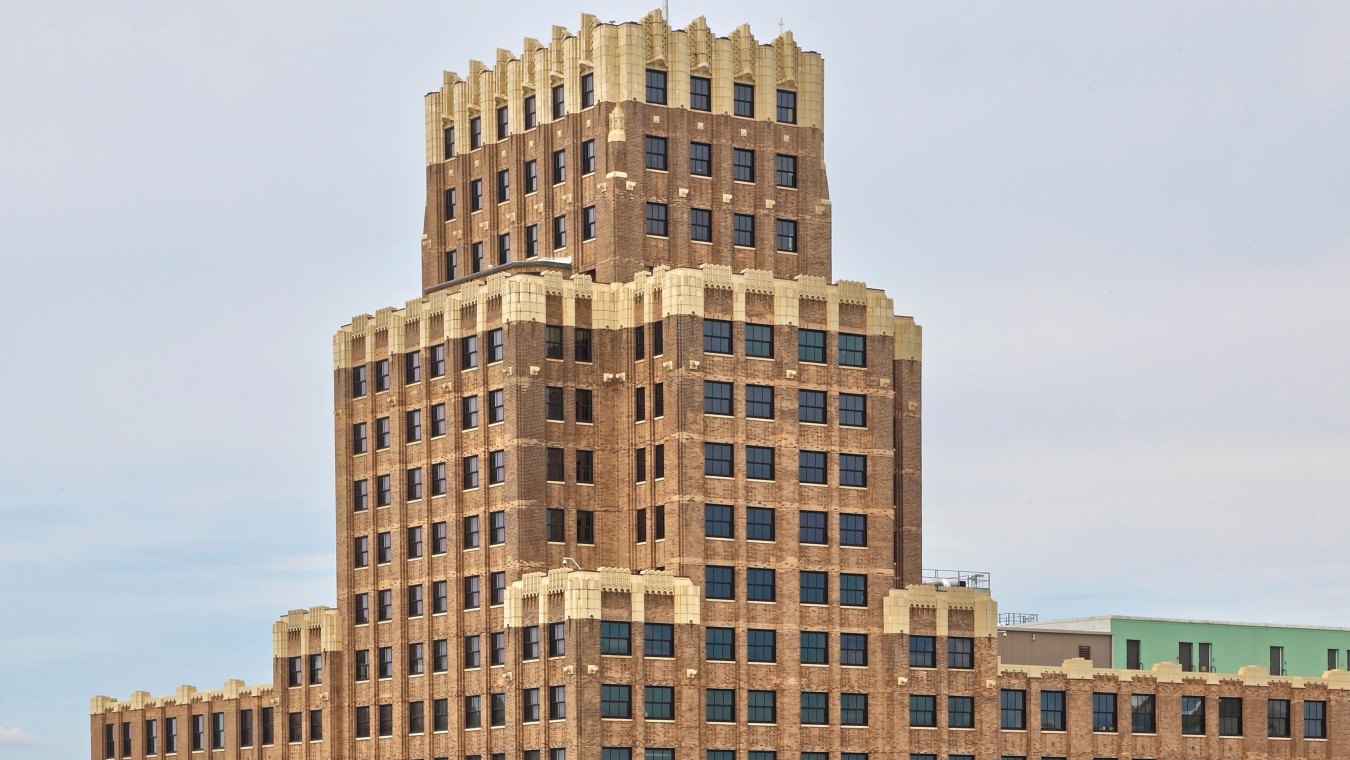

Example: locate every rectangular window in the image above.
[775,219,797,252]
[839,333,867,366]
[409,700,425,734]
[1267,698,1289,737]
[581,72,594,108]
[377,704,392,737]
[840,513,867,546]
[799,631,827,664]
[636,506,647,541]
[655,503,665,539]
[941,695,972,729]
[840,633,868,666]
[690,76,711,111]
[703,504,733,538]
[840,454,867,487]
[497,232,510,264]
[1181,695,1205,735]
[797,389,826,423]
[497,167,510,201]
[744,506,774,541]
[546,452,565,485]
[352,422,368,454]
[524,160,538,193]
[406,467,423,500]
[645,622,674,657]
[645,135,668,170]
[576,388,593,423]
[236,712,249,748]
[545,325,563,359]
[354,592,369,624]
[800,692,827,725]
[431,521,447,554]
[705,566,734,599]
[948,636,974,668]
[472,241,484,272]
[433,639,448,672]
[550,685,567,720]
[840,573,867,606]
[1304,700,1326,739]
[463,395,480,428]
[375,359,390,391]
[1219,697,1242,736]
[525,225,538,259]
[491,693,507,726]
[375,474,390,506]
[706,627,734,660]
[463,455,480,489]
[553,214,567,249]
[841,693,868,726]
[490,631,505,665]
[464,635,481,668]
[489,510,506,544]
[645,69,667,104]
[1131,694,1156,733]
[582,139,596,174]
[351,365,368,397]
[444,187,457,220]
[552,149,566,184]
[747,567,775,601]
[288,655,303,687]
[654,443,665,479]
[1000,689,1026,730]
[522,688,541,722]
[488,389,505,424]
[706,688,735,723]
[576,452,595,486]
[733,213,755,247]
[430,401,447,435]
[488,450,506,485]
[583,206,596,239]
[470,178,483,212]
[600,621,631,655]
[746,445,775,480]
[551,84,565,119]
[1090,692,1117,732]
[798,328,825,362]
[652,322,664,355]
[748,690,776,724]
[408,641,424,673]
[600,684,631,718]
[260,709,272,745]
[743,323,774,357]
[703,319,732,353]
[1041,690,1066,731]
[776,154,797,187]
[704,442,733,477]
[634,326,646,360]
[443,125,456,158]
[286,712,301,743]
[776,90,797,123]
[645,685,674,720]
[463,575,481,609]
[734,83,754,117]
[354,649,370,680]
[489,570,506,605]
[470,116,482,148]
[688,140,714,176]
[463,515,480,548]
[690,208,712,242]
[910,695,936,727]
[211,712,225,749]
[461,334,478,368]
[799,451,827,485]
[646,202,669,236]
[733,148,755,182]
[524,95,537,129]
[375,417,390,449]
[464,696,481,729]
[800,570,827,604]
[635,447,647,482]
[431,579,447,614]
[443,249,459,280]
[546,386,564,420]
[910,635,936,668]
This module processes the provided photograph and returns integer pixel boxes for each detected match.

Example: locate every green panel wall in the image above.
[1109,618,1350,677]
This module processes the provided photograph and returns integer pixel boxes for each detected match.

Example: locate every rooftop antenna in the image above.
[779,17,785,35]
[662,0,669,21]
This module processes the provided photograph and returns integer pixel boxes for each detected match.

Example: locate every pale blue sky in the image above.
[2,1,1348,756]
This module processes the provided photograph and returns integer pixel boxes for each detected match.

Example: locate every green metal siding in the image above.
[1109,618,1350,677]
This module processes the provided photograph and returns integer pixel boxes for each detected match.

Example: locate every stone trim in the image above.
[503,567,700,629]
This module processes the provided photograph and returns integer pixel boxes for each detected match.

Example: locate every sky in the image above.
[1,0,1348,756]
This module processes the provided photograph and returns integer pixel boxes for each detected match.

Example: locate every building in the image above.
[1002,615,1350,677]
[91,11,1349,760]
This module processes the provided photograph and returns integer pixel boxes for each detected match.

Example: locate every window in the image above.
[841,693,868,726]
[489,571,506,605]
[575,388,592,423]
[704,443,733,477]
[462,395,480,429]
[522,688,541,722]
[463,517,483,549]
[406,467,423,500]
[910,635,936,668]
[581,72,594,107]
[408,583,427,617]
[488,389,505,424]
[259,709,272,745]
[470,178,483,212]
[601,685,631,718]
[733,83,754,117]
[840,454,867,487]
[800,692,827,725]
[680,208,712,245]
[375,417,390,449]
[551,83,565,119]
[461,334,478,369]
[377,589,392,621]
[839,333,867,366]
[288,656,303,687]
[491,693,507,726]
[1088,692,1117,732]
[776,89,797,123]
[645,623,674,657]
[472,241,484,272]
[1267,698,1289,738]
[704,381,733,415]
[354,592,369,624]
[1041,691,1066,731]
[705,566,734,599]
[546,386,564,420]
[444,249,458,280]
[746,507,774,541]
[706,689,735,723]
[525,222,538,253]
[549,685,567,719]
[409,700,425,734]
[408,641,424,674]
[655,503,665,539]
[352,422,368,453]
[497,232,510,264]
[691,139,712,175]
[524,95,537,129]
[576,327,592,361]
[464,636,481,668]
[748,690,776,724]
[795,390,826,425]
[545,325,563,359]
[463,575,481,609]
[842,577,864,607]
[351,365,368,397]
[733,213,755,247]
[355,649,370,680]
[433,698,449,732]
[491,631,506,665]
[376,704,392,737]
[551,214,567,249]
[443,124,456,158]
[800,631,827,664]
[733,148,755,182]
[444,188,457,220]
[948,636,974,669]
[645,136,667,170]
[576,452,595,486]
[800,571,827,604]
[374,359,390,392]
[1304,700,1326,739]
[211,712,226,749]
[488,450,506,485]
[431,521,447,554]
[840,633,868,666]
[705,504,733,538]
[287,712,302,743]
[546,452,565,485]
[775,219,797,252]
[430,402,447,436]
[489,510,506,544]
[646,202,668,236]
[375,474,390,507]
[799,451,827,485]
[1181,696,1205,735]
[1131,694,1156,733]
[835,394,868,428]
[583,205,597,239]
[949,696,974,728]
[463,455,480,489]
[702,320,732,354]
[601,621,631,655]
[910,695,936,727]
[433,639,449,672]
[1219,697,1242,736]
[485,328,503,363]
[654,443,665,479]
[524,159,538,193]
[1000,689,1026,730]
[706,627,734,660]
[690,76,711,111]
[582,139,596,174]
[645,69,667,103]
[551,149,566,184]
[464,696,482,729]
[798,329,825,362]
[730,627,774,663]
[432,580,447,614]
[376,532,392,564]
[470,116,482,148]
[746,446,774,480]
[776,154,797,187]
[747,568,775,601]
[497,167,510,202]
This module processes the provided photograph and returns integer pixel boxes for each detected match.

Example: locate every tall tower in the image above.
[331,8,923,758]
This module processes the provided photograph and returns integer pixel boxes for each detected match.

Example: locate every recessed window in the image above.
[775,154,797,187]
[747,629,776,662]
[470,116,482,148]
[910,695,936,727]
[747,567,775,601]
[690,208,712,242]
[798,389,826,424]
[800,570,827,605]
[776,89,797,123]
[705,566,733,599]
[745,323,773,357]
[689,141,712,176]
[733,148,755,182]
[551,84,565,119]
[704,380,732,415]
[949,637,974,669]
[703,319,732,353]
[1219,697,1242,737]
[525,223,538,257]
[1132,694,1156,733]
[496,169,509,202]
[704,504,733,538]
[644,623,674,657]
[642,135,668,170]
[524,95,537,129]
[799,450,827,485]
[575,388,593,423]
[432,580,447,614]
[524,159,538,193]
[1041,691,1066,731]
[576,452,595,486]
[733,83,755,117]
[799,510,827,544]
[748,690,777,724]
[553,214,567,249]
[645,202,669,236]
[706,689,735,723]
[582,139,596,175]
[552,149,566,184]
[645,69,667,104]
[471,241,484,272]
[690,76,711,111]
[461,334,478,369]
[840,573,867,606]
[840,454,867,488]
[839,394,866,426]
[462,576,481,609]
[798,328,825,362]
[801,631,827,664]
[800,692,827,725]
[496,106,509,141]
[374,358,390,392]
[1091,692,1117,732]
[546,451,565,485]
[745,385,774,419]
[470,178,483,212]
[1181,696,1205,735]
[582,206,596,240]
[486,328,503,363]
[999,689,1026,730]
[775,219,797,252]
[443,125,456,159]
[645,685,674,720]
[733,213,755,247]
[462,455,480,489]
[840,514,867,546]
[839,333,867,367]
[488,389,504,424]
[704,442,733,477]
[705,627,734,660]
[746,445,774,480]
[580,72,594,108]
[746,507,775,541]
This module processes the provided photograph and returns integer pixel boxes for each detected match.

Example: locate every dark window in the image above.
[654,503,665,539]
[747,568,775,601]
[705,504,733,538]
[910,695,936,727]
[552,149,566,184]
[654,443,665,479]
[462,455,480,489]
[260,709,272,745]
[705,566,734,599]
[377,588,392,621]
[352,365,368,397]
[433,639,448,671]
[524,95,537,129]
[840,632,868,666]
[545,325,563,359]
[840,454,867,487]
[444,187,457,220]
[288,655,302,686]
[461,335,478,369]
[409,700,425,734]
[646,202,668,236]
[747,387,776,419]
[491,693,507,726]
[841,574,867,607]
[1131,694,1156,733]
[839,333,867,366]
[706,689,735,723]
[645,135,667,170]
[746,445,775,480]
[352,478,369,511]
[471,241,484,272]
[1267,698,1289,737]
[376,532,392,564]
[840,514,867,546]
[354,649,370,681]
[488,450,506,485]
[800,692,827,725]
[645,623,674,657]
[910,635,936,668]
[463,395,480,429]
[775,219,797,252]
[652,322,664,355]
[690,76,711,111]
[747,629,776,662]
[704,442,733,477]
[497,168,510,201]
[408,641,424,673]
[576,452,595,486]
[375,417,390,449]
[552,214,567,249]
[776,90,797,123]
[433,699,448,731]
[497,232,510,264]
[352,422,368,454]
[1000,689,1026,730]
[949,696,975,728]
[464,696,481,729]
[405,409,422,442]
[949,636,974,669]
[799,451,827,484]
[600,685,631,718]
[524,160,538,193]
[582,139,596,174]
[733,83,754,117]
[839,394,866,426]
[706,627,734,660]
[799,510,827,544]
[287,712,302,743]
[489,571,505,605]
[546,386,564,420]
[1305,700,1327,739]
[733,213,755,247]
[551,84,565,119]
[488,389,505,424]
[375,474,390,506]
[1091,692,1118,732]
[645,69,667,104]
[470,178,483,212]
[1219,697,1242,736]
[583,206,596,239]
[744,323,774,357]
[430,402,447,436]
[431,522,447,554]
[464,635,481,668]
[407,584,425,617]
[354,592,369,624]
[1181,695,1205,735]
[748,690,776,724]
[469,116,482,148]
[841,693,868,726]
[576,388,593,423]
[733,148,755,182]
[549,622,566,657]
[463,576,481,609]
[704,319,732,353]
[646,685,674,720]
[1041,690,1066,731]
[432,580,447,614]
[690,208,712,242]
[689,142,714,178]
[800,571,827,605]
[374,359,390,391]
[798,329,825,362]
[581,72,594,108]
[376,704,392,737]
[798,389,826,423]
[635,505,647,541]
[800,631,827,664]
[550,686,567,720]
[600,621,631,655]
[546,451,565,485]
[746,507,774,540]
[775,154,797,187]
[443,125,456,158]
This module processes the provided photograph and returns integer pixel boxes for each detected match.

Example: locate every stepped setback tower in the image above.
[92,11,1348,760]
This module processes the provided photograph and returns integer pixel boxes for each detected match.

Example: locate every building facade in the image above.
[91,11,1349,760]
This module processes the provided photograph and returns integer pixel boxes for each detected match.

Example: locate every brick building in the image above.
[91,11,1348,760]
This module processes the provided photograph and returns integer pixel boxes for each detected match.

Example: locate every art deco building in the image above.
[92,11,1348,760]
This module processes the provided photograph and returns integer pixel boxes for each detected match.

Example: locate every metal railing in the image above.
[919,569,991,590]
[998,612,1040,626]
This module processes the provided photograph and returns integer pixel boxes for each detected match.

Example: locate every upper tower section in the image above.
[421,11,832,291]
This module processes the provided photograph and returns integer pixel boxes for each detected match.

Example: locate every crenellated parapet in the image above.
[424,10,824,164]
[90,680,272,715]
[503,567,701,629]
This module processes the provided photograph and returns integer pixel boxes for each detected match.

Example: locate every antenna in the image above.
[663,0,669,22]
[779,17,785,36]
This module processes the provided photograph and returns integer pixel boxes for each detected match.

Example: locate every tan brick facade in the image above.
[91,11,1347,760]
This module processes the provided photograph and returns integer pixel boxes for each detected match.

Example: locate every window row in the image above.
[351,515,504,568]
[441,207,596,280]
[703,321,868,366]
[644,204,798,251]
[349,332,505,396]
[704,505,868,547]
[641,138,798,187]
[353,686,565,737]
[643,72,798,123]
[284,653,324,687]
[705,567,868,606]
[704,381,867,426]
[351,395,503,452]
[442,75,595,158]
[703,444,868,487]
[998,690,1327,739]
[103,709,282,757]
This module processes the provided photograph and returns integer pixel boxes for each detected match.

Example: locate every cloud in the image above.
[0,726,45,747]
